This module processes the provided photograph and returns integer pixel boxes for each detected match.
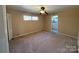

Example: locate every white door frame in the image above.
[7,13,12,40]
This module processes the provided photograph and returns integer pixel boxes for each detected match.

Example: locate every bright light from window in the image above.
[32,16,38,20]
[23,15,31,21]
[23,15,38,21]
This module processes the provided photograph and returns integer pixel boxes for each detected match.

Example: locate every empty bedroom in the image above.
[6,5,79,53]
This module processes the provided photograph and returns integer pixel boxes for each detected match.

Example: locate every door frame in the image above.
[7,13,12,40]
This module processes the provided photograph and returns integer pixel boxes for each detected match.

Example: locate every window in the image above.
[23,15,38,21]
[23,15,31,21]
[32,16,38,21]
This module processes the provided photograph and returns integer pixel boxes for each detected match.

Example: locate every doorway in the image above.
[51,15,58,32]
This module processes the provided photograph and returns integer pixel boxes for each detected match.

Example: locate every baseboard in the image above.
[12,29,42,38]
[12,30,77,39]
[58,32,77,39]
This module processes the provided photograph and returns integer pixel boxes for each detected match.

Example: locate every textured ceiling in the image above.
[6,5,79,14]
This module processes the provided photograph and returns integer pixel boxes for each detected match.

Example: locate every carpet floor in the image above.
[9,31,78,53]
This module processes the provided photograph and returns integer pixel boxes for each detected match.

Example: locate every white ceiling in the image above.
[6,5,79,14]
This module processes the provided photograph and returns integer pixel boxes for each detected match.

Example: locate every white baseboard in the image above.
[58,32,77,39]
[13,29,42,38]
[12,30,77,39]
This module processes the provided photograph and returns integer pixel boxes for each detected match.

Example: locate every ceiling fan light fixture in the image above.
[40,10,45,14]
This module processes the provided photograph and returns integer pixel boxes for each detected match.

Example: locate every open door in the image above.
[51,15,58,33]
[7,13,12,40]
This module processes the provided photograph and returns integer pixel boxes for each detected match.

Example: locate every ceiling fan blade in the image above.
[45,11,48,15]
[40,13,42,15]
[41,7,45,10]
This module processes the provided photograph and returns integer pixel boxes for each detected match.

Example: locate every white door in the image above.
[7,14,12,40]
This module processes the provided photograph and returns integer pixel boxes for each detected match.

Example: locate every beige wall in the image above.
[58,9,79,39]
[43,15,52,31]
[44,8,79,39]
[6,9,44,38]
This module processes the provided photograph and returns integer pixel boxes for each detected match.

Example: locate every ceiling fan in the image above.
[40,7,48,15]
